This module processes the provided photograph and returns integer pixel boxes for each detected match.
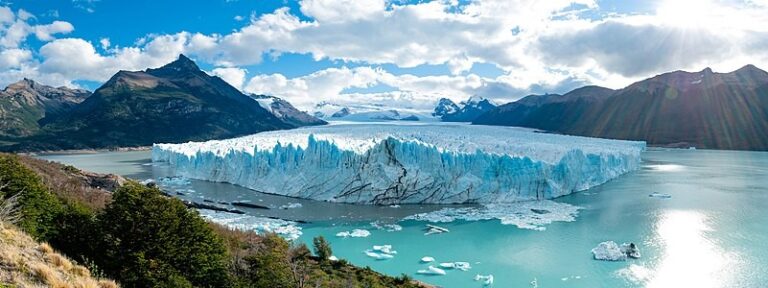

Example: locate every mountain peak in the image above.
[147,54,201,75]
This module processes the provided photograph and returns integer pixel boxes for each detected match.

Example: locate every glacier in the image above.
[152,123,645,205]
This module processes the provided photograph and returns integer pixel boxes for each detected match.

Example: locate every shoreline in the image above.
[24,146,152,156]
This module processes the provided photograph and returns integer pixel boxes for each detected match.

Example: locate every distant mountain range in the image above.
[475,65,768,150]
[0,55,324,151]
[0,79,90,137]
[433,96,496,122]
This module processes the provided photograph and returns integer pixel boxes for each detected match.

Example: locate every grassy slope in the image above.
[0,223,118,288]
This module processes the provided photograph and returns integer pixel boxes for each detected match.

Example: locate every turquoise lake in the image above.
[39,148,768,288]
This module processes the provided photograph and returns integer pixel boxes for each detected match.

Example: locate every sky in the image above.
[2,0,768,111]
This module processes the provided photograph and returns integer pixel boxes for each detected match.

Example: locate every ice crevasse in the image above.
[152,124,645,205]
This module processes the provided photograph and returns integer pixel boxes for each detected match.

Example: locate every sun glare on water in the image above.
[629,211,739,288]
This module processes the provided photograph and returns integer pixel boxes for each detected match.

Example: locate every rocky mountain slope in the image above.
[0,79,90,137]
[251,94,326,127]
[475,65,768,150]
[2,55,311,151]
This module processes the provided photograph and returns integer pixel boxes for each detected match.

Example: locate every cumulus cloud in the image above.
[212,67,247,90]
[2,0,768,108]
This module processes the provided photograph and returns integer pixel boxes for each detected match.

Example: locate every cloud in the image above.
[3,0,768,108]
[211,67,247,90]
[1,8,74,48]
[242,65,529,110]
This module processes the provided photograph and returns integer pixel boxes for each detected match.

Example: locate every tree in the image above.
[96,182,230,287]
[313,236,332,263]
[244,233,293,288]
[0,155,62,240]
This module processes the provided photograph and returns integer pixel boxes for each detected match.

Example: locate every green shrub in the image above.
[312,236,332,263]
[0,155,63,240]
[96,182,230,287]
[244,233,293,288]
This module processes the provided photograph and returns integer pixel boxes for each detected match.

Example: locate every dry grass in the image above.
[13,154,118,210]
[0,224,119,287]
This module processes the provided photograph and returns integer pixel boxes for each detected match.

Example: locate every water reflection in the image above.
[645,210,735,288]
[645,164,685,172]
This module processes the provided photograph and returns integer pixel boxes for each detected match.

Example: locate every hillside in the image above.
[0,153,427,288]
[1,55,327,152]
[0,223,119,288]
[0,79,90,137]
[475,65,768,150]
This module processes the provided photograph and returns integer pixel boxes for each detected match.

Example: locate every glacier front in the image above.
[152,123,645,205]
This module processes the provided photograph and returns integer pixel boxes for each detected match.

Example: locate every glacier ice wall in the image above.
[152,124,645,204]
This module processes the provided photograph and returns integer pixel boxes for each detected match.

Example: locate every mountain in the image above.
[0,79,90,137]
[436,96,496,122]
[474,65,768,150]
[4,55,296,151]
[432,98,460,117]
[312,102,438,122]
[250,94,326,127]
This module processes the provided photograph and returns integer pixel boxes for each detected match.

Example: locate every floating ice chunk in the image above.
[198,210,302,241]
[439,262,471,271]
[328,255,339,261]
[592,241,640,260]
[592,241,627,261]
[406,200,581,231]
[157,176,191,186]
[620,243,641,259]
[421,256,435,263]
[371,221,403,232]
[475,274,494,286]
[454,262,471,271]
[372,245,397,255]
[417,266,446,276]
[140,179,155,185]
[616,264,653,284]
[336,229,371,238]
[279,202,303,209]
[364,250,394,260]
[649,192,672,199]
[389,204,401,208]
[424,224,450,235]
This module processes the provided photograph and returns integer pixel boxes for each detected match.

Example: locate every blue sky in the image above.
[2,0,767,110]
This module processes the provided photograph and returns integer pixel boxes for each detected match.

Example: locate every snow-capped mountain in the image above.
[312,102,438,122]
[435,96,496,122]
[251,94,326,127]
[432,98,460,117]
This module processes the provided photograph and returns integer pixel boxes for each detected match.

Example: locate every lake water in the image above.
[38,148,768,288]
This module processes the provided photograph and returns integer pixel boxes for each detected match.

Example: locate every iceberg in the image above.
[439,262,471,271]
[592,241,641,261]
[474,274,494,286]
[417,266,447,276]
[336,229,371,238]
[364,250,395,260]
[421,256,435,263]
[153,123,645,204]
